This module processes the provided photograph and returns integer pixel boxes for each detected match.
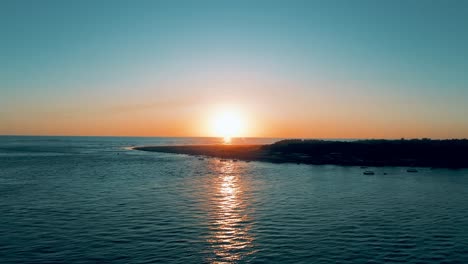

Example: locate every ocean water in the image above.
[1,136,468,263]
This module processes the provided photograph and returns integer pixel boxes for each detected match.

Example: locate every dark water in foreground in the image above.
[1,136,468,263]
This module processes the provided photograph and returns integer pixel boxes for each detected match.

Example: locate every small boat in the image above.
[363,171,375,175]
[407,168,418,173]
[220,159,227,162]
[198,157,204,160]
[232,159,238,162]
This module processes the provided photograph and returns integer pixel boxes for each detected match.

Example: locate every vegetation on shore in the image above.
[134,139,468,168]
[265,139,468,167]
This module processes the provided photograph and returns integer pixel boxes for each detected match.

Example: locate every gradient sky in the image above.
[1,0,468,138]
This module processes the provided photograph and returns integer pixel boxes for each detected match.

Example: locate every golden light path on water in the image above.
[223,136,232,144]
[206,159,256,263]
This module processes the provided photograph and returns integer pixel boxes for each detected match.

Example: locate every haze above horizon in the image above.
[1,0,468,138]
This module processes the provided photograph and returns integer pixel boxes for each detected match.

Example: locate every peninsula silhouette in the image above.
[134,139,468,168]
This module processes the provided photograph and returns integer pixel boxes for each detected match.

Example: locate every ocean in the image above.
[1,136,467,263]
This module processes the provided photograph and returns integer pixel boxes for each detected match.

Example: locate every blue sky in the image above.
[1,0,468,137]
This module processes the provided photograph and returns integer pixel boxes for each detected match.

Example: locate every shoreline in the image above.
[133,144,271,162]
[133,139,468,168]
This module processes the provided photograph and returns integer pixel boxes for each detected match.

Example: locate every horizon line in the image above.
[1,134,467,141]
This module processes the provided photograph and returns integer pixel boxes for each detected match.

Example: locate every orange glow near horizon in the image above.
[3,97,468,139]
[209,107,247,143]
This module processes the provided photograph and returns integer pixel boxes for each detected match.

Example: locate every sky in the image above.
[1,0,468,138]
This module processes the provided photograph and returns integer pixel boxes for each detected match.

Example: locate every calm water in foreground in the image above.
[1,136,468,263]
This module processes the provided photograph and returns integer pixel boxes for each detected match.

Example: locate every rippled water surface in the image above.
[1,136,468,263]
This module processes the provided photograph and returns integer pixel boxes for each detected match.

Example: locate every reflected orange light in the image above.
[206,160,256,262]
[223,136,232,144]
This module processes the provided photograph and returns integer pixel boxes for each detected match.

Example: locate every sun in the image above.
[211,109,245,143]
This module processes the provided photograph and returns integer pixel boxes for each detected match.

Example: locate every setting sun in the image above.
[211,109,246,143]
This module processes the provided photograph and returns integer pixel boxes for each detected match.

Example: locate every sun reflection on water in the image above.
[206,160,255,263]
[223,136,232,144]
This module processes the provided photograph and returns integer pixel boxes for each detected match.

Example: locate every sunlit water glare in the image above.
[1,136,468,263]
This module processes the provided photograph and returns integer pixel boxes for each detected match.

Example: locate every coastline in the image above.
[133,145,270,162]
[133,139,468,168]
